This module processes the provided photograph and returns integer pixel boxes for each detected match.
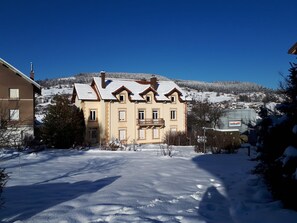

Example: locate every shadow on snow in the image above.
[192,151,253,223]
[1,176,121,222]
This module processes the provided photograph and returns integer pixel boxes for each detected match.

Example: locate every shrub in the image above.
[163,131,189,146]
[195,129,241,153]
[0,168,8,208]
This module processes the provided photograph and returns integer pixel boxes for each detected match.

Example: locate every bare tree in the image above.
[188,99,226,133]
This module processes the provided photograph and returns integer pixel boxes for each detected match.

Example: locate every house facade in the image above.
[0,58,41,145]
[72,72,188,145]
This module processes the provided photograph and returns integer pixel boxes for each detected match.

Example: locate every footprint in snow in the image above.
[196,184,203,189]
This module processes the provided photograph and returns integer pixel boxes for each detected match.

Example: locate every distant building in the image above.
[72,72,188,145]
[0,58,41,145]
[219,109,258,133]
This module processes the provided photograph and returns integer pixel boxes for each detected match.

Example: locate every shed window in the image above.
[9,89,19,99]
[10,109,19,121]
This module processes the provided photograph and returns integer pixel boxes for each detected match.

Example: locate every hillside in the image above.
[35,72,282,122]
[37,72,271,94]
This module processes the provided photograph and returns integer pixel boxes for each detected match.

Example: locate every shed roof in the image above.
[74,83,98,100]
[0,58,41,94]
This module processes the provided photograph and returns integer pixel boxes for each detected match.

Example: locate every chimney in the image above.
[100,71,106,89]
[30,62,34,80]
[150,75,158,90]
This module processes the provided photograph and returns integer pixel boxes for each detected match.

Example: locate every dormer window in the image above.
[146,95,152,103]
[170,96,176,103]
[119,94,125,103]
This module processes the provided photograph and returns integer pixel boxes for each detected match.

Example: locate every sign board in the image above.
[197,136,207,143]
[228,120,241,127]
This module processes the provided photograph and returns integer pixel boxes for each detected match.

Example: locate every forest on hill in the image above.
[37,72,274,95]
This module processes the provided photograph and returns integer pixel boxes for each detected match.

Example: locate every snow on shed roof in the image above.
[74,83,98,100]
[156,81,186,101]
[94,77,148,101]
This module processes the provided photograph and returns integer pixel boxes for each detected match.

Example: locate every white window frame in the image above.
[10,109,19,121]
[119,110,126,121]
[138,110,145,120]
[119,129,126,141]
[153,128,159,139]
[89,109,96,121]
[9,89,19,100]
[152,109,159,120]
[138,129,146,140]
[170,109,177,120]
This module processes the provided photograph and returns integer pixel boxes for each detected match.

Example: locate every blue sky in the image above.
[1,0,296,89]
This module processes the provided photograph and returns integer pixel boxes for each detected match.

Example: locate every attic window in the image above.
[146,95,152,103]
[171,96,176,103]
[119,94,125,103]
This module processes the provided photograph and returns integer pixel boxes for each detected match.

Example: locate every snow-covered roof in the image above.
[93,77,187,101]
[74,83,98,100]
[0,58,41,93]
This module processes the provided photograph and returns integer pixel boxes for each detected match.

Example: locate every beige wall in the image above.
[76,89,187,145]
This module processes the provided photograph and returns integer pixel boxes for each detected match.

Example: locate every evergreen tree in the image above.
[256,60,297,210]
[42,95,85,149]
[279,61,297,118]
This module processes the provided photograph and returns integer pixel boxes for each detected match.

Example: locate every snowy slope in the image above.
[1,146,296,223]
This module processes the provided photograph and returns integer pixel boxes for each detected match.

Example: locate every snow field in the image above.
[1,146,297,223]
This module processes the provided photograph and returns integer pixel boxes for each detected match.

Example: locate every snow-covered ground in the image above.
[41,86,73,97]
[1,146,296,223]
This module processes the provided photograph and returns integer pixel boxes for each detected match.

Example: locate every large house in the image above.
[72,72,188,145]
[0,58,41,145]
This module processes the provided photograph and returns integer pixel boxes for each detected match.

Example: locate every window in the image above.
[9,89,19,99]
[88,128,98,141]
[146,95,151,103]
[138,110,145,120]
[119,94,125,103]
[89,110,96,121]
[10,109,19,121]
[138,129,145,140]
[153,128,159,139]
[170,96,176,103]
[152,109,158,120]
[170,126,177,133]
[170,110,177,120]
[91,129,97,139]
[119,129,126,141]
[119,110,126,121]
